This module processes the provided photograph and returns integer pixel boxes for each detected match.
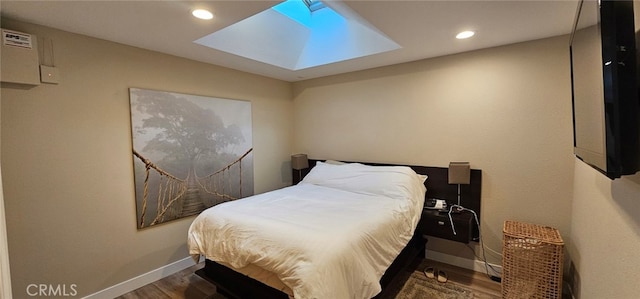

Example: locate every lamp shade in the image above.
[448,162,470,184]
[291,154,309,170]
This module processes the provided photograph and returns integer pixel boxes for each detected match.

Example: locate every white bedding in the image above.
[187,162,426,299]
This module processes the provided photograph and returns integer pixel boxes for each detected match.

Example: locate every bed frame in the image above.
[196,159,482,299]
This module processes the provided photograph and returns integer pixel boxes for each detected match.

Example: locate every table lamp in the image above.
[448,161,470,206]
[291,154,309,183]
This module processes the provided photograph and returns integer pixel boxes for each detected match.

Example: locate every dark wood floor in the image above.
[423,259,501,298]
[116,258,501,299]
[115,263,222,299]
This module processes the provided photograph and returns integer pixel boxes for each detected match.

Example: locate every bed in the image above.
[188,160,481,299]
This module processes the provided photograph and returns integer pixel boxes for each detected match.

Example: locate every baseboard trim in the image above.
[426,250,502,277]
[82,256,201,299]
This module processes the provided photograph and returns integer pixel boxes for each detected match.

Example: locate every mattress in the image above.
[188,162,426,299]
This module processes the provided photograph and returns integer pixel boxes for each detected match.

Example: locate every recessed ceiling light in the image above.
[192,9,213,20]
[456,31,475,39]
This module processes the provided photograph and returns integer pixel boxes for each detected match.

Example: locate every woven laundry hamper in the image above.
[502,220,564,299]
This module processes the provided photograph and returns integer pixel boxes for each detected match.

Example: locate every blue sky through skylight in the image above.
[272,0,344,28]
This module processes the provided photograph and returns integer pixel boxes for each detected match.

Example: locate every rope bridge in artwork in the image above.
[133,148,252,228]
[195,148,253,201]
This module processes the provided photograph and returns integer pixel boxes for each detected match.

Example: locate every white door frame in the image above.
[0,166,12,299]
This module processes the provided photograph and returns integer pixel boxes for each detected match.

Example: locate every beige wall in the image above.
[292,35,576,264]
[0,19,292,297]
[570,162,640,298]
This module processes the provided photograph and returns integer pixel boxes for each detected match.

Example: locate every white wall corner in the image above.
[1,167,13,299]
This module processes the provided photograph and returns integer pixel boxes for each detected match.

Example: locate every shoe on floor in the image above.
[437,270,448,283]
[424,267,436,279]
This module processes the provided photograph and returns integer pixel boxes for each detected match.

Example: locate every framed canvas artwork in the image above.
[129,88,253,228]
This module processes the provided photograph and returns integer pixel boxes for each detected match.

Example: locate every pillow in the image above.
[300,161,427,201]
[324,159,346,165]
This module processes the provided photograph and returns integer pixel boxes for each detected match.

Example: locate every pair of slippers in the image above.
[423,267,448,283]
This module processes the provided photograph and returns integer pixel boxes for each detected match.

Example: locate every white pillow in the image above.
[324,159,346,165]
[300,162,427,201]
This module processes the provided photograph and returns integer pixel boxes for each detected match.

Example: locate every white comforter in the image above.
[188,162,426,299]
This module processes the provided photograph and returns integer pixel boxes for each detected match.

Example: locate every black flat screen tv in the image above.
[569,0,640,179]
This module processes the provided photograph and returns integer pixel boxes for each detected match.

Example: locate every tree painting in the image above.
[129,88,253,229]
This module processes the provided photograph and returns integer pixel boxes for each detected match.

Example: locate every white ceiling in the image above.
[0,0,579,82]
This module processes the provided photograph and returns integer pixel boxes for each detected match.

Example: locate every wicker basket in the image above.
[502,220,564,299]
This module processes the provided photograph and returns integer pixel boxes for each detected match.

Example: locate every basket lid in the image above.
[503,220,564,245]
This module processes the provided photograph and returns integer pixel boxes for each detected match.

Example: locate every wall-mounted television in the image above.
[569,0,640,179]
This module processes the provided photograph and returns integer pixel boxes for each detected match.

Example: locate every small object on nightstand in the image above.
[425,198,446,210]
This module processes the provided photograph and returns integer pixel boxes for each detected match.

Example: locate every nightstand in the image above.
[419,209,474,243]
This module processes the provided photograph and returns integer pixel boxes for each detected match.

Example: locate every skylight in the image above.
[194,0,401,71]
[302,0,326,12]
[271,0,337,28]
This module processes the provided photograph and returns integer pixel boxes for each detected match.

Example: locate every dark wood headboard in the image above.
[293,159,482,240]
